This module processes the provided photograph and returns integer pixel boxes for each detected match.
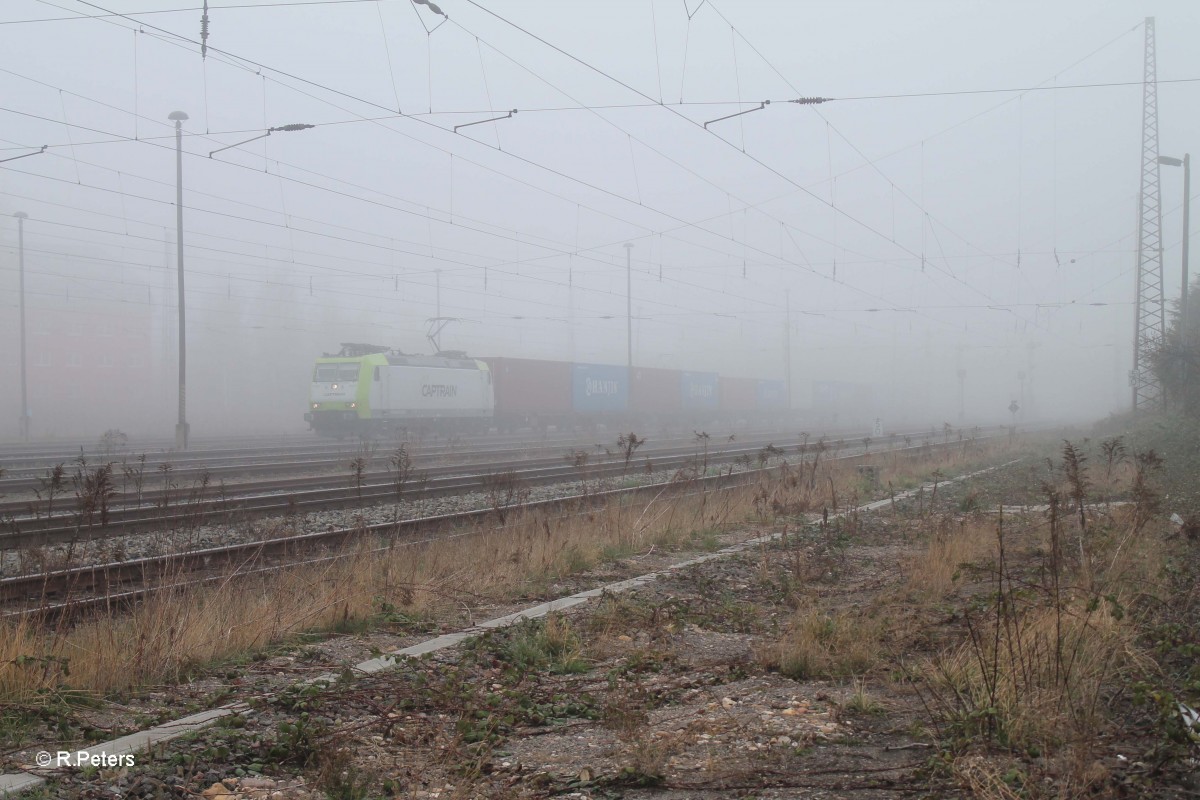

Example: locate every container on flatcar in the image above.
[571,363,629,413]
[756,379,787,410]
[719,376,758,413]
[484,357,572,418]
[631,367,682,415]
[681,371,719,410]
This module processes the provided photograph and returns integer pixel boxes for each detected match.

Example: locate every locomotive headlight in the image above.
[331,383,339,390]
[350,402,357,408]
[312,403,320,409]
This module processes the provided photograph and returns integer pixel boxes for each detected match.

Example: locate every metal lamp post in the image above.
[14,212,28,441]
[956,368,966,424]
[168,116,314,448]
[1158,153,1190,408]
[169,110,189,450]
[624,243,633,374]
[1158,154,1190,323]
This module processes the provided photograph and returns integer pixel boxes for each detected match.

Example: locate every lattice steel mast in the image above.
[1132,16,1165,410]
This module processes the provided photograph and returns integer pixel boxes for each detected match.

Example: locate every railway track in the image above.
[0,426,840,488]
[2,431,1015,620]
[0,428,980,549]
[0,421,936,478]
[0,431,622,483]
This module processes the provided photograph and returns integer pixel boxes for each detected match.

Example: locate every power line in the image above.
[23,0,1104,341]
[4,0,382,25]
[0,16,924,331]
[56,0,945,324]
[453,2,989,324]
[0,33,854,309]
[694,0,1150,339]
[834,77,1198,101]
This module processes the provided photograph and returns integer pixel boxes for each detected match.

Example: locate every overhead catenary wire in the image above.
[72,0,926,328]
[1,129,866,336]
[699,0,1123,328]
[0,38,1003,347]
[2,0,1142,352]
[453,0,1020,325]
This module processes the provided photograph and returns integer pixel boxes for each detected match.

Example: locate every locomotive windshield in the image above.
[314,364,361,382]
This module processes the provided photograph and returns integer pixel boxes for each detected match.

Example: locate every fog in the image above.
[1,0,1196,440]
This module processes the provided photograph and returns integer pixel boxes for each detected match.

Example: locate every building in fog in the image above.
[1,291,163,441]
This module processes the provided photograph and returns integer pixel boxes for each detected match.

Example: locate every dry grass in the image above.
[768,606,886,680]
[0,432,1022,704]
[918,474,1165,753]
[905,519,997,598]
[923,598,1140,749]
[761,431,1171,769]
[0,475,760,700]
[951,755,1025,800]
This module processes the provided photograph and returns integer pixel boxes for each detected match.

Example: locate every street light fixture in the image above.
[208,123,314,158]
[14,212,29,441]
[169,110,189,450]
[1159,153,1190,408]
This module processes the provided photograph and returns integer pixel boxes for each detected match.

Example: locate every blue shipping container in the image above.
[571,363,629,413]
[757,379,787,409]
[680,371,719,410]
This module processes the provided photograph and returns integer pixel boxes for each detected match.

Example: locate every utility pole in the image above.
[169,110,189,450]
[14,212,29,441]
[567,269,575,362]
[954,344,965,425]
[624,243,633,373]
[956,368,966,425]
[1183,154,1191,402]
[1027,342,1037,419]
[784,290,792,412]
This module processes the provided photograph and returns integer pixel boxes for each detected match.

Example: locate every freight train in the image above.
[305,344,788,438]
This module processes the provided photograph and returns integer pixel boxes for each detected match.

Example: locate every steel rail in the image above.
[0,436,859,548]
[2,432,1015,620]
[0,428,983,544]
[0,428,844,496]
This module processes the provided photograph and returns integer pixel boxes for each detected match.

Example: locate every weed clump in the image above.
[769,608,884,680]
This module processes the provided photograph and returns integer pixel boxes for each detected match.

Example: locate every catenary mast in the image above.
[1132,17,1165,411]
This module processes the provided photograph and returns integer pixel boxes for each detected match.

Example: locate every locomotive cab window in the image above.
[340,365,361,381]
[374,367,380,381]
[314,364,339,382]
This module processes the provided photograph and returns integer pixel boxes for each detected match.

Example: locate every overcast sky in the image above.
[1,0,1198,436]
